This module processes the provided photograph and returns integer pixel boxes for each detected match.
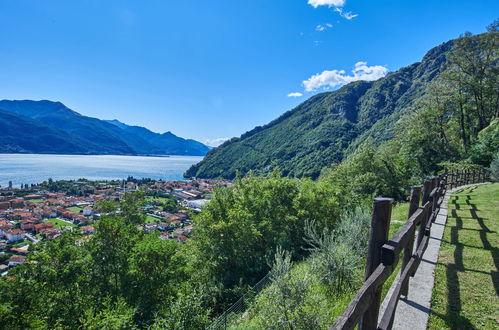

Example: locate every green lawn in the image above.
[146,197,167,203]
[145,215,160,223]
[43,218,76,229]
[66,206,83,213]
[29,199,45,204]
[428,183,499,329]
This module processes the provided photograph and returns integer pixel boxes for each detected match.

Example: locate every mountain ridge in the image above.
[185,37,456,179]
[0,100,209,156]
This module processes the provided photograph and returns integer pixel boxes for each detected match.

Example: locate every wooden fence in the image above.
[330,168,489,330]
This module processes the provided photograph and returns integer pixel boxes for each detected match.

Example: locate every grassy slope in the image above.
[428,183,499,329]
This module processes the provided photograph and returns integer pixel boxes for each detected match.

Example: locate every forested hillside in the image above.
[186,31,496,179]
[0,100,209,156]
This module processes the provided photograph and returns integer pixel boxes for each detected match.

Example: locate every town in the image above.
[0,177,231,276]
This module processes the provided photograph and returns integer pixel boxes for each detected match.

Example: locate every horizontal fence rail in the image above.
[330,168,488,330]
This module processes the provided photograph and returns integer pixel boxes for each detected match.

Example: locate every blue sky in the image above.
[1,1,497,146]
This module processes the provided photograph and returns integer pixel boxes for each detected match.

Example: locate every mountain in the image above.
[0,109,92,154]
[185,38,455,179]
[105,120,210,156]
[0,100,210,156]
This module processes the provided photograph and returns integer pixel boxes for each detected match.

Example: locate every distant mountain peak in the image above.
[0,100,209,156]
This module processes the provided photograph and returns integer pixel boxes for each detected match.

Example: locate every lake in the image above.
[0,154,203,187]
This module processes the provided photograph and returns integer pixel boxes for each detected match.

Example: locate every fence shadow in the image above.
[438,192,498,329]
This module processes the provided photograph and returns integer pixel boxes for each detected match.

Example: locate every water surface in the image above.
[0,154,203,187]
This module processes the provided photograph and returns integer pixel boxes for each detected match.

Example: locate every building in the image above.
[8,255,26,267]
[80,226,95,235]
[6,229,26,243]
[83,207,93,216]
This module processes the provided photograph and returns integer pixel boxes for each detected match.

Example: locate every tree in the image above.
[445,28,498,132]
[188,170,343,312]
[127,234,185,323]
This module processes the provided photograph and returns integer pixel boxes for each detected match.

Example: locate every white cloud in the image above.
[303,62,388,92]
[201,137,230,147]
[287,92,303,98]
[316,23,333,31]
[308,0,358,20]
[334,7,358,20]
[308,0,345,8]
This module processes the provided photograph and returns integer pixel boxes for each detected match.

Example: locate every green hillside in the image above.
[185,39,455,179]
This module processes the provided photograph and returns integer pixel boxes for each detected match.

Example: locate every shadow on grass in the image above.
[436,193,499,329]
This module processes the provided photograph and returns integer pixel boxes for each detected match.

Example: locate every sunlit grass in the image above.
[428,183,499,329]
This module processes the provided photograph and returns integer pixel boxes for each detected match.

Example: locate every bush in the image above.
[490,153,499,182]
[305,207,371,292]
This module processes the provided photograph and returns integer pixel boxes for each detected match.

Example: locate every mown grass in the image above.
[28,199,45,204]
[145,215,160,223]
[66,206,83,213]
[43,218,76,229]
[428,183,499,329]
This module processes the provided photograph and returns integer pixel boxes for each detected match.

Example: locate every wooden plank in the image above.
[359,198,393,330]
[401,187,421,296]
[416,202,431,247]
[422,179,432,204]
[381,208,422,265]
[331,264,395,330]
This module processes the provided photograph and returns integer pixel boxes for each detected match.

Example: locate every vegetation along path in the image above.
[427,183,498,329]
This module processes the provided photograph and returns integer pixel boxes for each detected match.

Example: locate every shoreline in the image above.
[0,153,208,158]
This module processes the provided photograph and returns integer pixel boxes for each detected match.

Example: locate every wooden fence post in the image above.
[418,180,432,244]
[454,169,459,188]
[431,177,439,221]
[401,187,420,297]
[359,198,393,330]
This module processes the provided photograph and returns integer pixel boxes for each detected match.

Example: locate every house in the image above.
[24,194,42,200]
[80,226,95,235]
[0,221,14,237]
[8,255,25,267]
[144,224,158,232]
[172,228,184,238]
[187,199,209,209]
[20,220,36,231]
[6,229,26,243]
[176,235,188,243]
[10,199,25,209]
[183,225,193,236]
[34,222,55,233]
[159,232,169,240]
[9,247,29,256]
[157,222,171,231]
[0,201,9,210]
[82,207,93,216]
